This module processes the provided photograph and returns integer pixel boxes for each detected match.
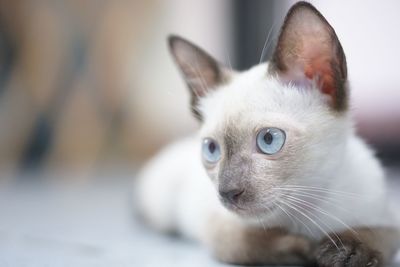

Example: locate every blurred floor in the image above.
[0,169,222,267]
[0,167,399,267]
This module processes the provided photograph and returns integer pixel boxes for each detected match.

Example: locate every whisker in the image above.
[253,207,268,233]
[284,194,360,239]
[283,197,346,251]
[259,23,275,64]
[279,198,340,250]
[275,186,363,198]
[274,199,316,238]
[273,188,374,240]
[285,190,344,204]
[286,190,363,218]
[278,184,363,196]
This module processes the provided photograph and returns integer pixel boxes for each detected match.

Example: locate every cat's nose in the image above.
[219,188,244,204]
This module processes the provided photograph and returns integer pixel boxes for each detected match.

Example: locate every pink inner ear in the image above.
[304,56,336,97]
[300,37,337,100]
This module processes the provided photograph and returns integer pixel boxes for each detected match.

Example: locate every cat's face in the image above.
[169,2,349,220]
[198,65,349,219]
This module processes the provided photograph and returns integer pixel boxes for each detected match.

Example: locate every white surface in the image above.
[0,169,398,267]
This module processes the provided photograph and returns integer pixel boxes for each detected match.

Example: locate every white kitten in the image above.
[136,2,399,266]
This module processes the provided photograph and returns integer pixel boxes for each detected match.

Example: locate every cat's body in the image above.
[136,2,399,266]
[137,63,394,238]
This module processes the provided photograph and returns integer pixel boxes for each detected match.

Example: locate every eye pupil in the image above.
[263,132,273,145]
[209,142,216,154]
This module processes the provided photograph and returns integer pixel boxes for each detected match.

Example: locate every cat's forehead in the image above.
[199,63,329,136]
[200,64,274,123]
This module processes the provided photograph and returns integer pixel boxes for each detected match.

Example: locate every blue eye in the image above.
[256,128,286,155]
[202,138,221,163]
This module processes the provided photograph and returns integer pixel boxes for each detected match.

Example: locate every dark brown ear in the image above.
[270,2,348,111]
[168,35,229,120]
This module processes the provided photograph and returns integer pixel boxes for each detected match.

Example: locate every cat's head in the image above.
[169,2,350,220]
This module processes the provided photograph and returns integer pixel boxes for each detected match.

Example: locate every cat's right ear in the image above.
[168,35,230,121]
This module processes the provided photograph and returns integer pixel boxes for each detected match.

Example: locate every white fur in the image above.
[135,63,397,243]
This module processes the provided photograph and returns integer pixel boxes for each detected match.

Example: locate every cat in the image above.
[136,2,399,266]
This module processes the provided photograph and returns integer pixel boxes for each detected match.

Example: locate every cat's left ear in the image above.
[168,35,231,120]
[270,2,348,111]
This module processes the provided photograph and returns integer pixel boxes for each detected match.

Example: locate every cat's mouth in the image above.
[219,196,242,210]
[220,198,278,217]
[219,197,250,215]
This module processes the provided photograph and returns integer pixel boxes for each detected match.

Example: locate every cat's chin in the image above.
[221,201,247,214]
[222,201,278,219]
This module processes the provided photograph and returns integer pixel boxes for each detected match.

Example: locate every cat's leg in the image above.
[315,227,399,267]
[203,214,315,265]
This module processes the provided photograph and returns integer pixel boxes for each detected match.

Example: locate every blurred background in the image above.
[0,0,399,265]
[0,0,399,176]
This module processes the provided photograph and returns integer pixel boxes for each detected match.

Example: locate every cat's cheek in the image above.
[248,157,293,193]
[202,163,219,183]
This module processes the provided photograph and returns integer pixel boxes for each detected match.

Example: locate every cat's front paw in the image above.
[315,235,382,267]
